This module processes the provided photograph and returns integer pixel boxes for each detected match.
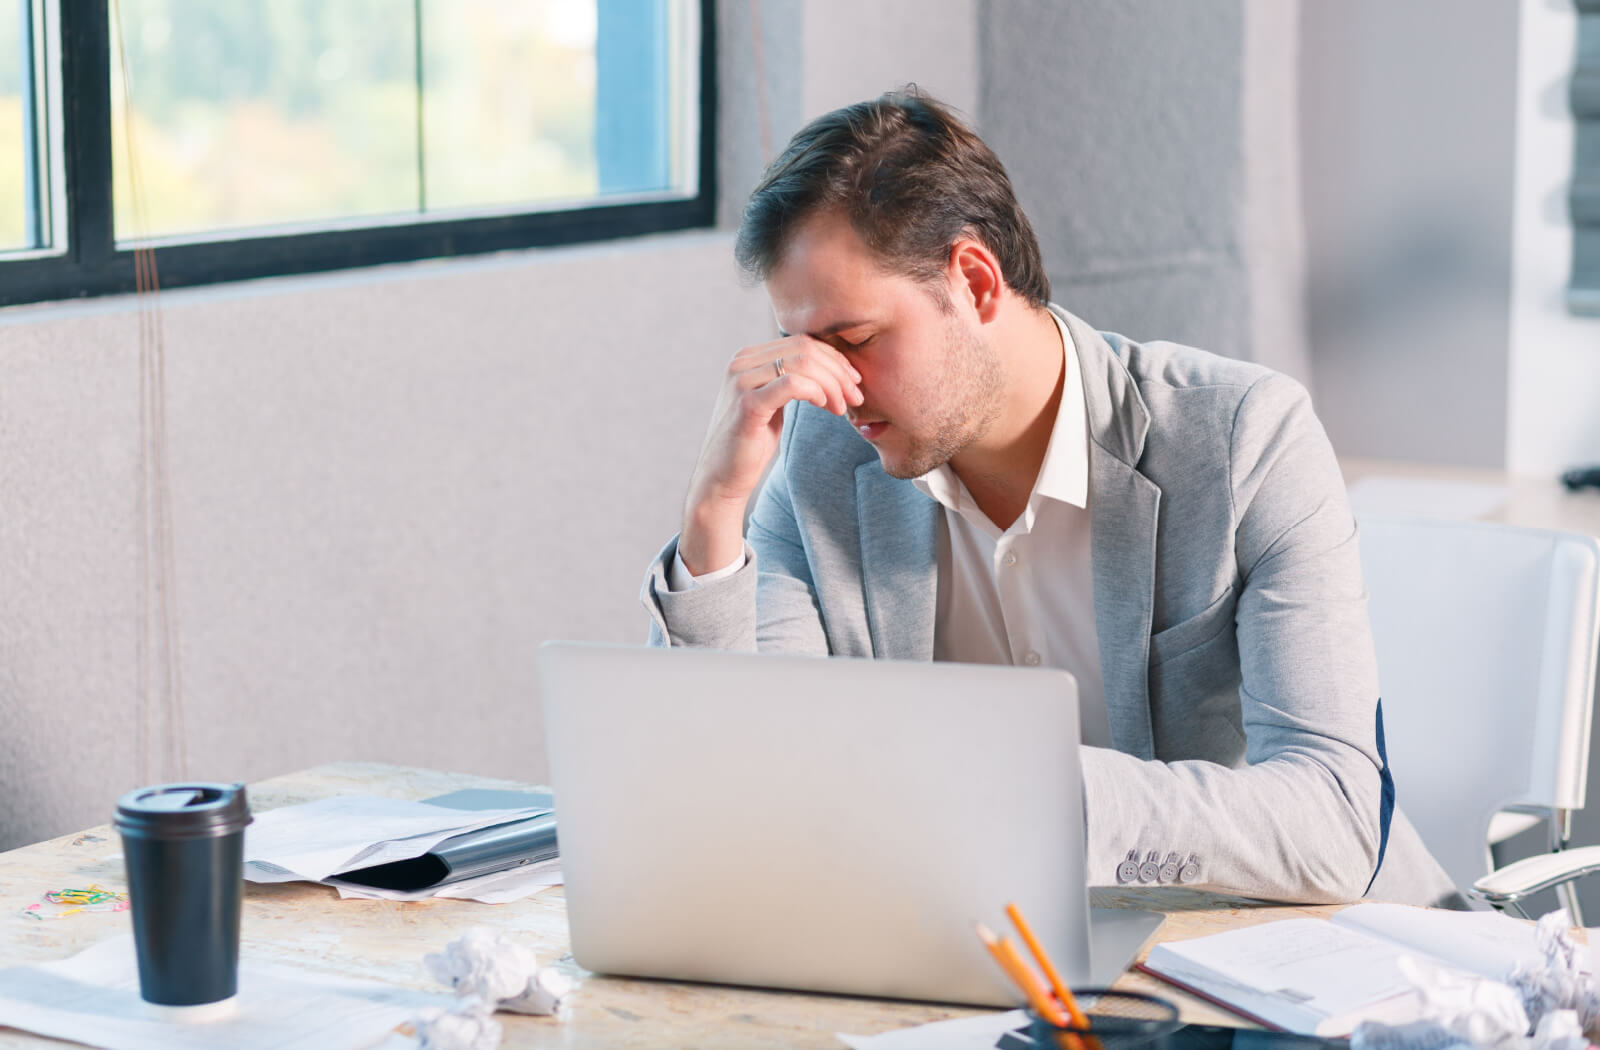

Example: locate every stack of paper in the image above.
[244,795,561,905]
[331,859,563,904]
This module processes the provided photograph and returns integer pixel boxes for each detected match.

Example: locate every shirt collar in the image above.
[912,310,1089,515]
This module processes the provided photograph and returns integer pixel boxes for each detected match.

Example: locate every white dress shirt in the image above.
[910,313,1108,746]
[670,313,1109,747]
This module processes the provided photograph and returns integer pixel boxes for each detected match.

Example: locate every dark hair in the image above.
[734,87,1050,308]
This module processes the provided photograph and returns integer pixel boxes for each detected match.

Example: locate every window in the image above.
[1,0,60,259]
[0,0,714,307]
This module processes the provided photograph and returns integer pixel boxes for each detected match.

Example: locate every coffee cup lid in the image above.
[114,783,253,839]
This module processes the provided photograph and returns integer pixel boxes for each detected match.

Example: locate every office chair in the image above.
[1358,514,1600,921]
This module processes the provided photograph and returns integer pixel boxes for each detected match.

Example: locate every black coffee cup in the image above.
[114,783,252,1013]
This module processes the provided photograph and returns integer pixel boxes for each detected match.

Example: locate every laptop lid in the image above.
[539,642,1091,1007]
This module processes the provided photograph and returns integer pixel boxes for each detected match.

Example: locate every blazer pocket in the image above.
[1150,588,1237,665]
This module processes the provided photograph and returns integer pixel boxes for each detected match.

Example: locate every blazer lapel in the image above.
[1089,453,1161,758]
[855,462,939,661]
[1058,308,1162,759]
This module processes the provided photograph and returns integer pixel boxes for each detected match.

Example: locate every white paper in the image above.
[434,864,562,905]
[1346,476,1509,521]
[331,859,563,904]
[1176,919,1419,1006]
[1335,903,1548,982]
[1146,918,1426,1033]
[0,935,450,1050]
[836,1009,1026,1049]
[243,795,547,883]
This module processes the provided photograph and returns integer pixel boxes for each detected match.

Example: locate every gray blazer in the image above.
[642,306,1458,907]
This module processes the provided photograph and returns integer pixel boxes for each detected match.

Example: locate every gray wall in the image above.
[0,237,769,850]
[980,0,1310,381]
[716,0,804,230]
[1300,0,1520,467]
[980,0,1525,470]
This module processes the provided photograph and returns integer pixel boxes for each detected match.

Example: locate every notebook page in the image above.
[1144,918,1422,1034]
[1331,903,1546,981]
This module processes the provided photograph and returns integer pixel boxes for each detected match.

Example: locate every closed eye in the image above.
[838,334,873,350]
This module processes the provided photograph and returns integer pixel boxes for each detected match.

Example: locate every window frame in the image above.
[0,0,717,308]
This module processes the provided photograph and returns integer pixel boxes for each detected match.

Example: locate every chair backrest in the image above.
[1358,514,1600,899]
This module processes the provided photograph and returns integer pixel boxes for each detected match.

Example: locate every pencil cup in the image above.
[1025,988,1180,1049]
[114,783,253,1020]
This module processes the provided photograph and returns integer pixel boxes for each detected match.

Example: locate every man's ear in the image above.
[948,237,1003,323]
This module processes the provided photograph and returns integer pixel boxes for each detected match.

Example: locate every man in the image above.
[641,89,1457,906]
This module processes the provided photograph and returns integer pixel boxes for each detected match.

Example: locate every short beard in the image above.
[880,320,1004,479]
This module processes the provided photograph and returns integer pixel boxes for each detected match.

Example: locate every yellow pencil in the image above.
[1006,901,1091,1031]
[975,923,1071,1028]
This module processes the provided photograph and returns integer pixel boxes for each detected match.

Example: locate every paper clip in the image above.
[25,884,130,919]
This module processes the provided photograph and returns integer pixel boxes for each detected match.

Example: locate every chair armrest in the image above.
[1471,845,1600,905]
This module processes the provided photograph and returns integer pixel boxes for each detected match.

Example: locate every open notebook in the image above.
[1141,904,1552,1036]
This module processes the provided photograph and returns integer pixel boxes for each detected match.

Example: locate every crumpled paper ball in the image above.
[410,928,573,1050]
[1507,910,1600,1038]
[423,927,572,1015]
[1351,1017,1476,1050]
[1351,1009,1587,1050]
[1352,909,1599,1050]
[1402,954,1531,1045]
[1530,1010,1589,1050]
[413,996,504,1050]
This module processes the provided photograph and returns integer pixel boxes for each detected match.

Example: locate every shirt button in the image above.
[1002,552,1018,566]
[1023,651,1041,666]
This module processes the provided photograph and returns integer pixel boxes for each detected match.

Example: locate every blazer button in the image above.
[1159,851,1182,883]
[1137,851,1161,883]
[1178,853,1201,884]
[1117,850,1140,883]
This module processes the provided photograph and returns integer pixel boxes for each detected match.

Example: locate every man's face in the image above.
[766,211,1004,479]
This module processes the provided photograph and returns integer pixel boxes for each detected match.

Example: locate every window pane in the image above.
[420,0,697,215]
[0,0,46,253]
[593,0,693,199]
[110,0,418,242]
[419,1,596,212]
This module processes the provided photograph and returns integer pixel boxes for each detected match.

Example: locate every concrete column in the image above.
[979,0,1310,383]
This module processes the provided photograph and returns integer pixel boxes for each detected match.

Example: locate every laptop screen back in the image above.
[539,642,1087,1007]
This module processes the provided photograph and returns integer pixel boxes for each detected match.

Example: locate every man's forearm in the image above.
[678,496,749,578]
[1081,745,1382,903]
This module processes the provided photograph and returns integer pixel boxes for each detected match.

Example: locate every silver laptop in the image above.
[538,642,1163,1007]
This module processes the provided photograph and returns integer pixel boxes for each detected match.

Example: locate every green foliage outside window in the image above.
[109,0,599,243]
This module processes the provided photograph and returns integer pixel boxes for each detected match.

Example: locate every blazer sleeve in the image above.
[1080,373,1391,903]
[642,406,831,655]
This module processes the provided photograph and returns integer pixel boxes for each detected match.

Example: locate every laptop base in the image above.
[1087,908,1166,985]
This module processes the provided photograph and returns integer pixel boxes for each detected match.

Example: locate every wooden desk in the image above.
[0,762,1335,1048]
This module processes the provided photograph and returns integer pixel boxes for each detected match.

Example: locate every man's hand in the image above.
[679,335,863,576]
